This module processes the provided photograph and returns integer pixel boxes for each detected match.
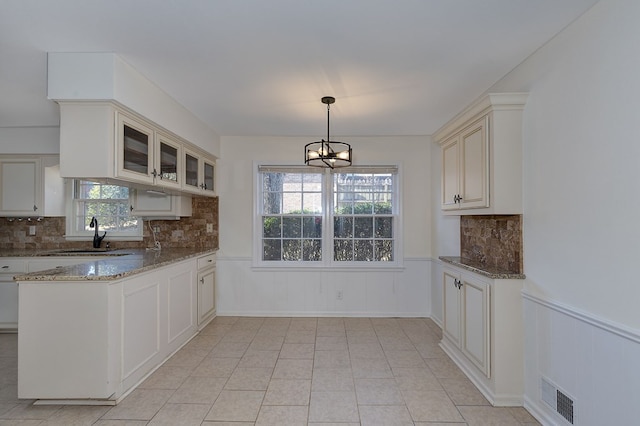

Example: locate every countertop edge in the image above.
[12,248,217,282]
[439,256,526,280]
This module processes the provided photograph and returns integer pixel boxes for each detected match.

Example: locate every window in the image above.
[66,180,142,240]
[256,165,399,267]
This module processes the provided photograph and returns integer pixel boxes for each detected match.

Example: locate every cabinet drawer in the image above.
[0,259,27,275]
[197,253,216,270]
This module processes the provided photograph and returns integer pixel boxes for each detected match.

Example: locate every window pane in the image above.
[263,217,281,238]
[283,239,302,261]
[354,217,373,238]
[353,201,373,214]
[303,216,322,238]
[375,240,394,261]
[263,240,281,261]
[283,174,302,192]
[335,200,353,214]
[302,173,322,190]
[375,217,393,238]
[334,240,353,261]
[282,192,302,214]
[263,192,282,214]
[334,217,353,238]
[303,192,322,214]
[354,240,374,261]
[282,217,301,238]
[303,239,322,261]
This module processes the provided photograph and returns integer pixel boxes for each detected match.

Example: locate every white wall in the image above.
[217,135,432,316]
[0,127,59,154]
[431,0,640,423]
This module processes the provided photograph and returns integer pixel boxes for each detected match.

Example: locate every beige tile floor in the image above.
[0,317,541,425]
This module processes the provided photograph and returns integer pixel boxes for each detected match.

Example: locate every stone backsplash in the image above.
[460,214,522,273]
[0,196,218,251]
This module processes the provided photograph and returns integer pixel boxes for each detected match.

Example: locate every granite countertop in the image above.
[8,248,216,282]
[439,256,526,280]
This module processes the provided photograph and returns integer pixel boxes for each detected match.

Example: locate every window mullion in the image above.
[324,170,332,266]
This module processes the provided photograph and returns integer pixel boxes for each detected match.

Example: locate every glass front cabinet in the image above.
[183,148,215,195]
[116,111,216,195]
[117,112,183,190]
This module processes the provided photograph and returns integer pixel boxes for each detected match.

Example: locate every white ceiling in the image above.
[0,0,599,138]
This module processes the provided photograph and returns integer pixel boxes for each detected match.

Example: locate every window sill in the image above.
[252,263,405,272]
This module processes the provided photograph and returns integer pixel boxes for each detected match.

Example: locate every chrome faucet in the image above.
[89,216,107,248]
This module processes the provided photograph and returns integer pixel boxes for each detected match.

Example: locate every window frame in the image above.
[253,163,403,269]
[64,179,143,241]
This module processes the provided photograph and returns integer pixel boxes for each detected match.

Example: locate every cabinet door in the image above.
[0,158,41,215]
[462,276,490,377]
[197,268,216,325]
[117,113,155,184]
[183,149,201,194]
[460,116,489,209]
[441,135,460,210]
[442,270,461,346]
[156,133,182,190]
[202,159,215,194]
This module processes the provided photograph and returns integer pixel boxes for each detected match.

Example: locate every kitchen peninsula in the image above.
[13,248,216,405]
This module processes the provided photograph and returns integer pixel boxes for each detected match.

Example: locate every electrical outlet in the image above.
[337,290,343,300]
[206,223,213,233]
[153,226,160,233]
[29,225,36,236]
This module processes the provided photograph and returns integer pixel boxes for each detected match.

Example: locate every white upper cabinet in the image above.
[117,112,155,185]
[116,112,184,190]
[130,190,192,219]
[434,93,528,215]
[58,101,216,197]
[182,148,216,195]
[0,155,65,217]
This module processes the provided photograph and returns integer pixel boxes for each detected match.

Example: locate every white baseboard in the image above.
[216,310,429,318]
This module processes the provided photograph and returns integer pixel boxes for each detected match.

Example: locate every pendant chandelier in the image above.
[304,96,352,168]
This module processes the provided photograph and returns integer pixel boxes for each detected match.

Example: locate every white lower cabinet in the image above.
[440,263,524,406]
[443,267,490,377]
[0,259,26,331]
[17,256,201,403]
[197,253,216,327]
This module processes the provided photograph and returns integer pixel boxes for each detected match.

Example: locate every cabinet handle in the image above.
[33,205,38,211]
[152,168,158,178]
[1,265,9,269]
[199,278,204,284]
[130,205,134,212]
[207,259,212,263]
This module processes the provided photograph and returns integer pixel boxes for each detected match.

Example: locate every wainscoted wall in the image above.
[460,215,522,274]
[0,196,218,251]
[216,257,431,317]
[522,291,640,426]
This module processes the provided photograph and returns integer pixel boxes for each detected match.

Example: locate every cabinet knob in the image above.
[130,205,134,212]
[33,205,38,211]
[199,278,204,284]
[152,168,158,178]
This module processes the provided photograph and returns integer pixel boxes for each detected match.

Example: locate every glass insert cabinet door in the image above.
[185,152,199,189]
[156,134,181,188]
[117,113,154,184]
[203,161,214,191]
[123,125,149,174]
